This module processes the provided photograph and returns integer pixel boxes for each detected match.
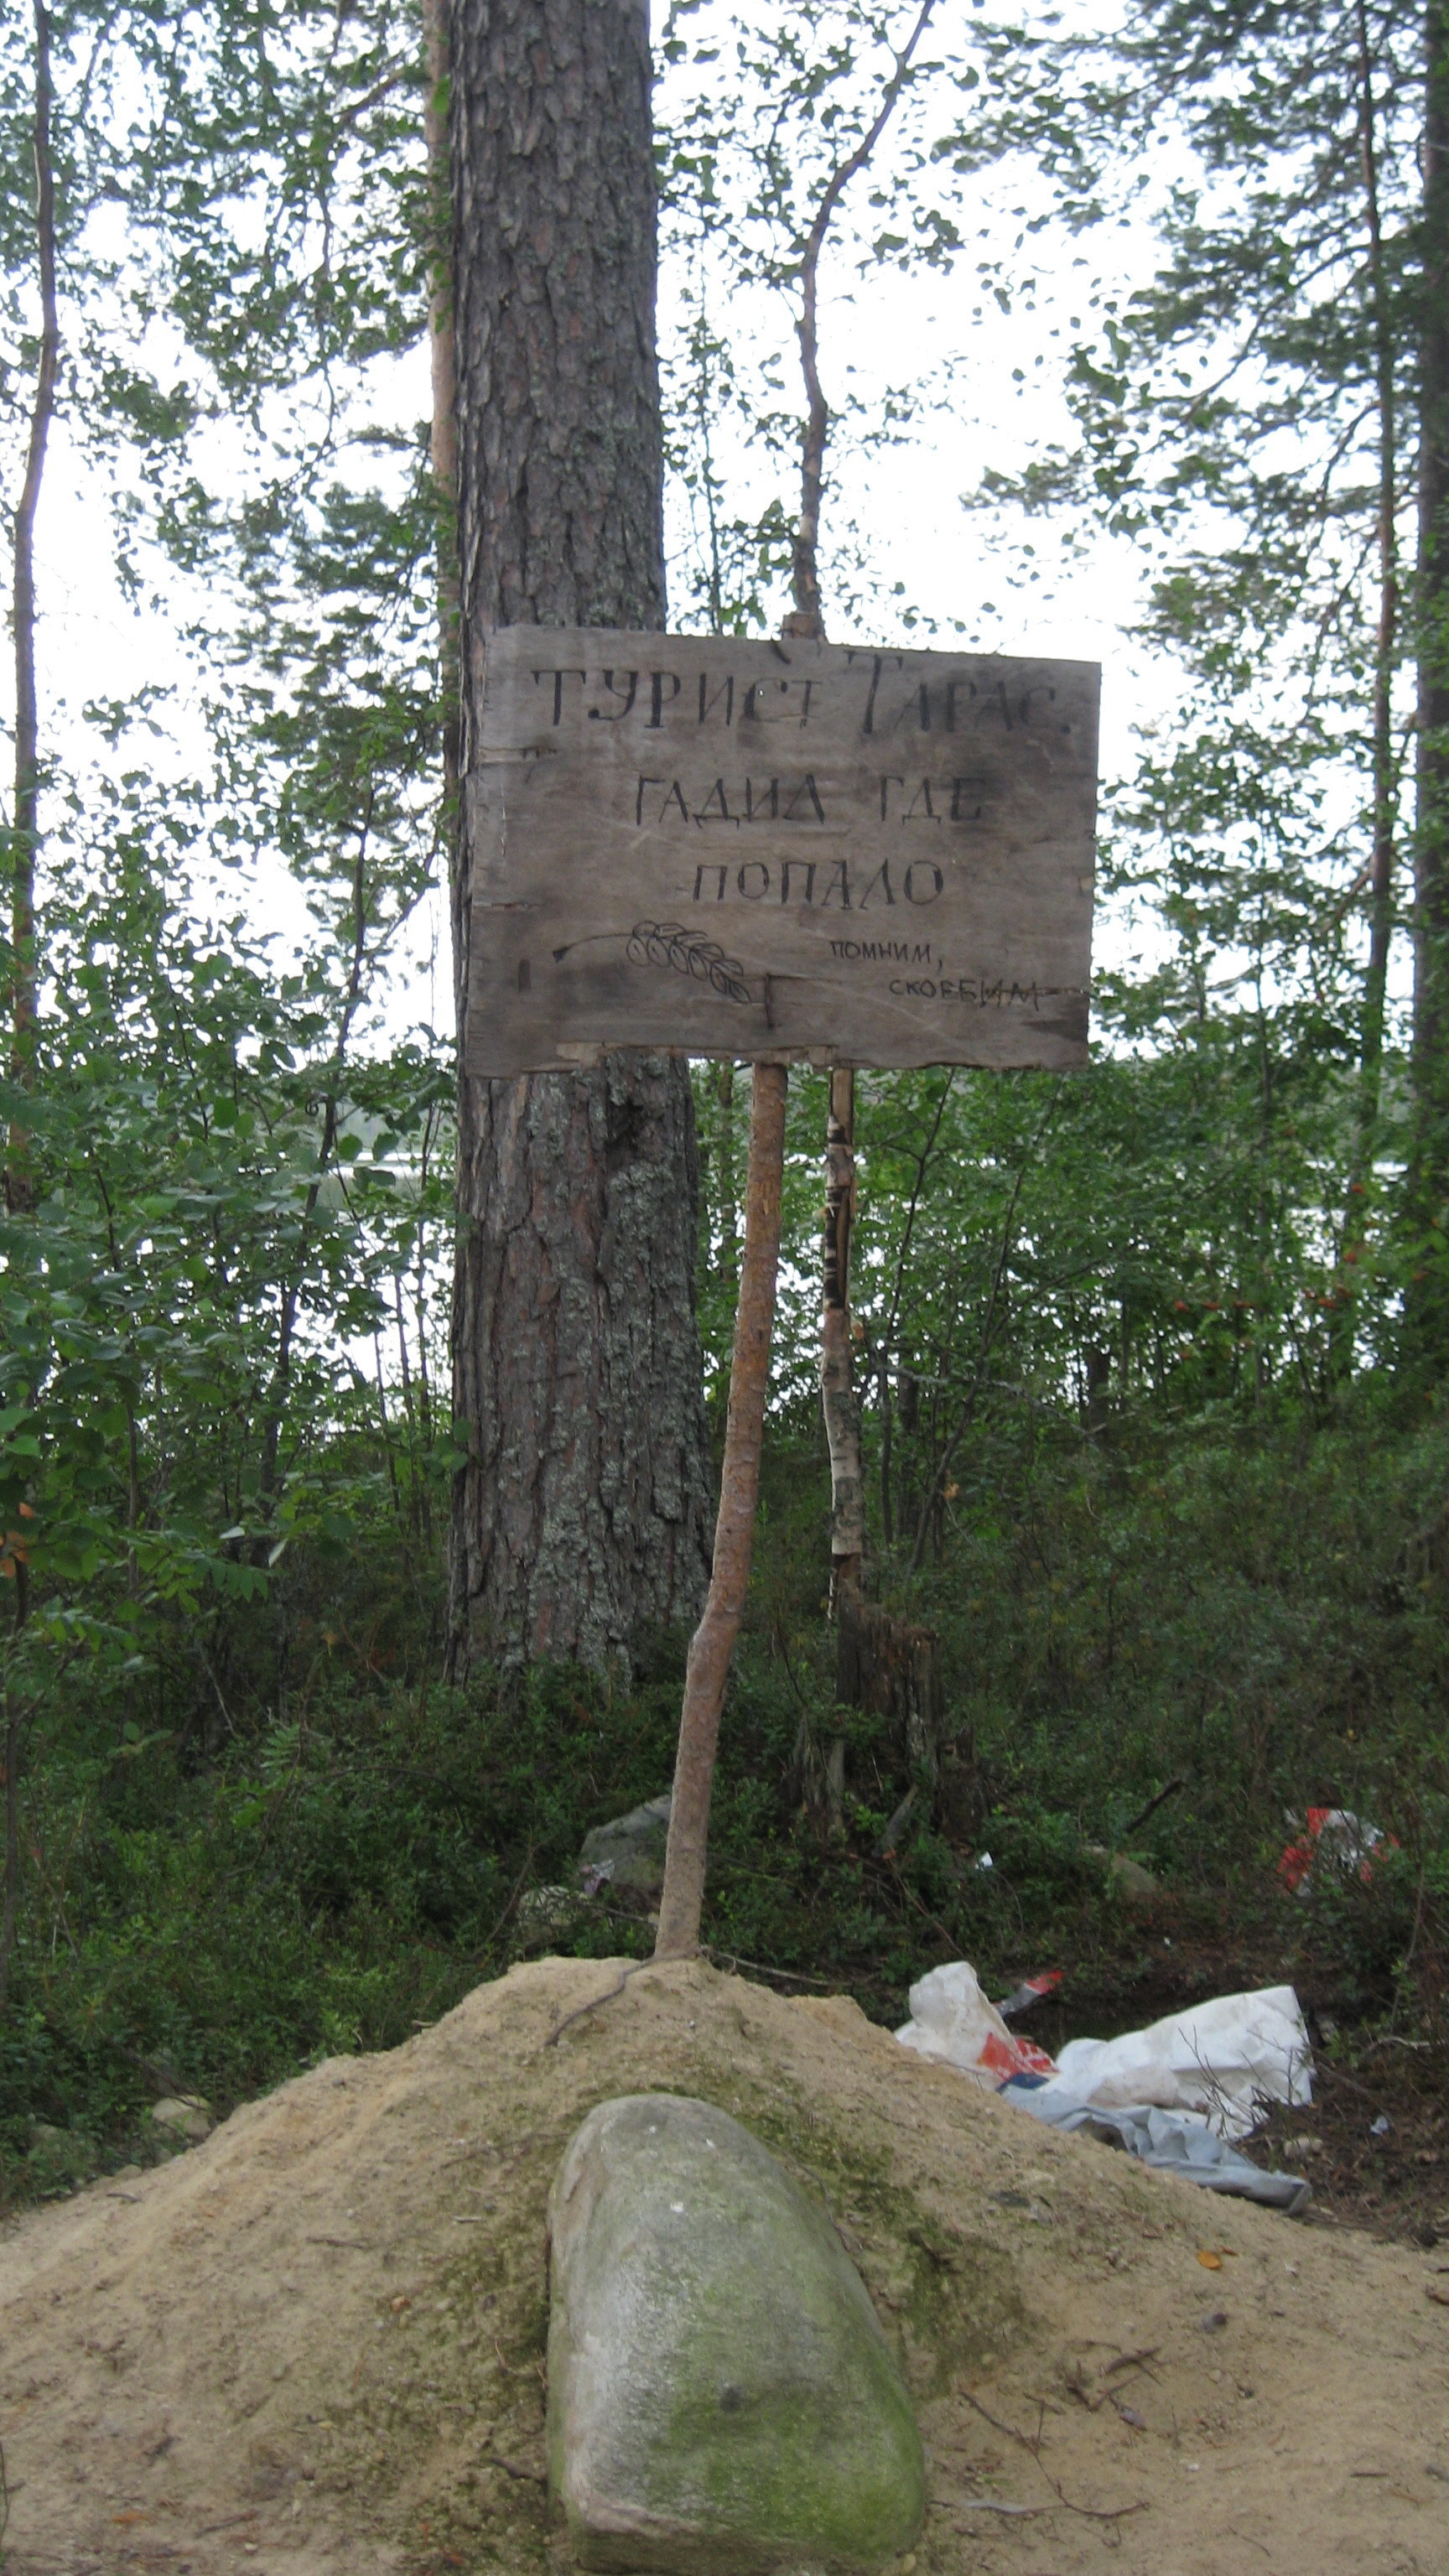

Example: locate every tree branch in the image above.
[790,0,938,636]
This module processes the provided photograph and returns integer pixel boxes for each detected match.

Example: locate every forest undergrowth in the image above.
[5,1384,1447,2241]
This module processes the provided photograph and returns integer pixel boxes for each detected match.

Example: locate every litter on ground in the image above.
[996,1969,1064,2018]
[3,1955,1444,2576]
[896,1960,1315,2210]
[1276,1805,1394,1893]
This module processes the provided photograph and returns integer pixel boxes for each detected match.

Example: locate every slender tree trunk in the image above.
[422,0,455,1575]
[878,1352,894,1545]
[0,1698,20,2015]
[820,1066,862,1835]
[654,1065,788,1958]
[783,15,937,1653]
[446,0,712,1675]
[2,3,57,2007]
[1356,0,1400,1138]
[1,1500,31,2013]
[423,0,460,825]
[7,0,58,1220]
[1327,0,1403,1377]
[822,1066,865,1599]
[716,1060,740,1294]
[784,0,937,643]
[1410,0,1449,1350]
[254,828,371,1533]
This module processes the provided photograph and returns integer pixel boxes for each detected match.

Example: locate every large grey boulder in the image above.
[578,1794,673,1895]
[547,2094,925,2574]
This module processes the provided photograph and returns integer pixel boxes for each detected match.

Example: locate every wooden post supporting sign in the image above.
[465,626,1098,1959]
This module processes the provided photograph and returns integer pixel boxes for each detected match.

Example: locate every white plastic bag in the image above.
[895,1961,1056,2090]
[898,1960,1315,2205]
[1026,1985,1312,2141]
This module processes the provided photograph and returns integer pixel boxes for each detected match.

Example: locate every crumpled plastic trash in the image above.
[896,1961,1057,2088]
[1030,1984,1313,2142]
[997,1969,1063,2018]
[1277,1805,1394,1894]
[896,1961,1315,2211]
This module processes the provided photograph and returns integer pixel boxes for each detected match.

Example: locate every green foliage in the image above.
[0,0,453,1935]
[12,1379,1449,2211]
[0,1646,642,2193]
[944,0,1431,1317]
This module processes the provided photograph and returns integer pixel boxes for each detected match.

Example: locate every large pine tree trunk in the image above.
[1412,0,1449,1350]
[446,0,712,1675]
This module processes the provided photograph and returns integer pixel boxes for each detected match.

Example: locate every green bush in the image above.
[4,1392,1448,2211]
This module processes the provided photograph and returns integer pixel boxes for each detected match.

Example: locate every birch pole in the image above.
[7,0,58,1223]
[654,1062,788,1958]
[2,0,56,2018]
[653,5,937,1947]
[822,1066,865,1601]
[788,16,940,1820]
[821,1064,865,1831]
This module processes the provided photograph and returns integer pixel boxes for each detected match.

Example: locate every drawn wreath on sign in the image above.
[625,921,752,1005]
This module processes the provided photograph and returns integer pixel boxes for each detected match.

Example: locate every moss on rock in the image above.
[547,2093,926,2573]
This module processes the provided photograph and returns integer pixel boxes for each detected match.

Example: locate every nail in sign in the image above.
[465,629,1098,1076]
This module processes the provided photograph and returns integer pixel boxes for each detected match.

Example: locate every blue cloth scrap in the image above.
[1000,2077,1311,2214]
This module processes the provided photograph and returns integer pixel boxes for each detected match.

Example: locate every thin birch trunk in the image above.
[787,10,935,1658]
[654,1064,788,1958]
[1354,0,1400,1133]
[0,1689,19,2015]
[822,1065,865,1600]
[2,0,57,2015]
[7,0,58,1220]
[716,1060,740,1293]
[423,0,460,829]
[1334,0,1404,1389]
[821,1067,863,1834]
[785,0,937,642]
[1411,0,1449,1343]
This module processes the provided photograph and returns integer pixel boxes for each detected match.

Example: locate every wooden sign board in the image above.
[464,629,1098,1076]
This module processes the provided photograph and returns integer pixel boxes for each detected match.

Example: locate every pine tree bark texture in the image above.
[447,0,713,1674]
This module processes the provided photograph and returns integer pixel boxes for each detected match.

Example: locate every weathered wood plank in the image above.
[464,629,1098,1074]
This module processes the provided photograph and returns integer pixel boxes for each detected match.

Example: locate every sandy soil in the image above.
[2,1954,1447,2576]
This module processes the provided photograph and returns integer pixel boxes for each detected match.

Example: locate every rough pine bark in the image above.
[447,0,712,1674]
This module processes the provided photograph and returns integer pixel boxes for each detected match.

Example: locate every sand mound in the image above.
[2,1955,1446,2576]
